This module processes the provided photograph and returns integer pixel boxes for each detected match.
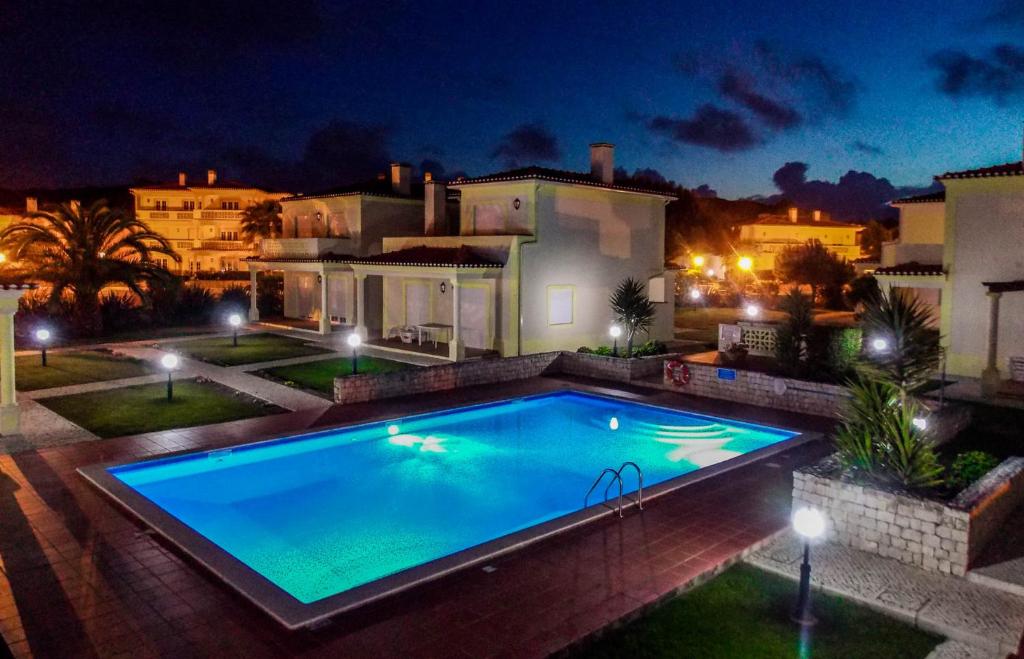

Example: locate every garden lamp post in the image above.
[609,324,622,357]
[689,288,701,302]
[35,328,51,367]
[161,353,179,401]
[745,303,760,319]
[792,506,825,626]
[871,337,889,353]
[347,332,362,375]
[228,313,242,347]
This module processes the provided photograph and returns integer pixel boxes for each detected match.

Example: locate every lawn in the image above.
[574,564,941,659]
[257,356,415,395]
[39,378,284,438]
[164,332,332,366]
[15,350,156,391]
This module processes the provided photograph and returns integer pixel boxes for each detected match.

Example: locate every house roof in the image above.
[747,214,860,229]
[347,245,505,268]
[283,179,425,202]
[131,180,278,192]
[448,166,677,199]
[891,190,946,204]
[937,161,1024,180]
[982,280,1024,293]
[874,262,945,277]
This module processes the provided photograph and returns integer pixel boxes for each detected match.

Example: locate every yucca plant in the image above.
[858,287,940,399]
[609,277,656,358]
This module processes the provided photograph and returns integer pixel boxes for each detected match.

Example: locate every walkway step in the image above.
[968,502,1024,599]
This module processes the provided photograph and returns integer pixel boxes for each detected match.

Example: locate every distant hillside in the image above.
[666,190,791,261]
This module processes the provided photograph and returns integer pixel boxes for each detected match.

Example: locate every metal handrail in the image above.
[584,462,644,518]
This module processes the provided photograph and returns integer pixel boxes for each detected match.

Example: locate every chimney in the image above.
[424,177,448,236]
[207,169,217,185]
[178,172,187,186]
[590,143,615,185]
[25,197,37,213]
[813,209,822,222]
[390,163,411,196]
[788,207,799,223]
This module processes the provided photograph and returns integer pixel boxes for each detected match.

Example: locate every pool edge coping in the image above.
[77,388,821,631]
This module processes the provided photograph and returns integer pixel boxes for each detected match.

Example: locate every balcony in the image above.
[200,210,243,220]
[198,240,248,251]
[880,242,943,268]
[259,238,353,259]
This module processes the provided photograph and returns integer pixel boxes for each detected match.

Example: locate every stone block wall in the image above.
[665,360,848,418]
[793,457,1024,576]
[558,352,682,383]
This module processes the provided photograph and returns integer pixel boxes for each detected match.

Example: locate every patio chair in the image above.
[399,326,416,344]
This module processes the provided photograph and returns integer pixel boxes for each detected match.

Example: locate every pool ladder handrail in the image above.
[584,462,644,518]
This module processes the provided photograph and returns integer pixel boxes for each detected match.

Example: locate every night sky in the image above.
[3,0,1023,205]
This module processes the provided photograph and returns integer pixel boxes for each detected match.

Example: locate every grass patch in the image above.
[257,356,415,395]
[15,350,156,391]
[165,332,331,366]
[574,564,941,659]
[39,378,283,438]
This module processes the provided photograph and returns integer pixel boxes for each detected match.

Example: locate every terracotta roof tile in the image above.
[449,166,676,198]
[348,245,505,268]
[891,190,945,204]
[937,161,1024,180]
[874,262,945,276]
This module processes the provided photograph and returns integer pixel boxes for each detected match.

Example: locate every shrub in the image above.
[175,284,217,325]
[576,346,594,354]
[775,290,813,375]
[947,451,999,492]
[593,346,613,356]
[217,284,250,321]
[632,340,668,357]
[99,292,146,334]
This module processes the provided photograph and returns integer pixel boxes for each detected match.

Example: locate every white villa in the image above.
[246,144,677,361]
[876,159,1024,393]
[130,170,289,273]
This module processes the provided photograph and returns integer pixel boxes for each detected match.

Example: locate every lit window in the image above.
[547,286,574,325]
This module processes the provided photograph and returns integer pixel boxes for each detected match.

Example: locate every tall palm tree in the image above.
[240,200,283,246]
[0,200,178,335]
[609,277,656,358]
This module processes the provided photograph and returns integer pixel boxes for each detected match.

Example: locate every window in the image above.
[547,286,574,325]
[183,200,195,210]
[155,200,167,210]
[220,201,239,210]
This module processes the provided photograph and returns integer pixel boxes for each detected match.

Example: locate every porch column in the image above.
[449,276,465,361]
[355,273,367,339]
[0,307,18,435]
[318,268,330,335]
[248,268,260,321]
[981,291,1003,396]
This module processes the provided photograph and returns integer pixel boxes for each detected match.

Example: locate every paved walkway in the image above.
[746,534,1024,656]
[0,376,833,658]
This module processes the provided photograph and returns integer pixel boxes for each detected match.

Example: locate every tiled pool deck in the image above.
[0,376,832,658]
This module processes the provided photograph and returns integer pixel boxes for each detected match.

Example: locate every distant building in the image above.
[246,144,676,360]
[736,207,863,272]
[129,170,288,273]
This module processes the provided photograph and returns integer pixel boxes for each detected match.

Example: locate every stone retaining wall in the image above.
[793,457,1024,576]
[665,359,848,418]
[558,351,683,383]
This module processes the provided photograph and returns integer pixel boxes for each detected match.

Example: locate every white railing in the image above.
[259,237,354,259]
[200,210,243,220]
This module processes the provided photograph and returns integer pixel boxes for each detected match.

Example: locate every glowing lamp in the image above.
[160,353,179,401]
[871,338,889,352]
[689,288,701,301]
[347,333,362,374]
[228,313,243,346]
[692,255,705,268]
[609,417,619,431]
[912,417,927,431]
[791,506,825,626]
[0,253,6,264]
[387,424,400,436]
[745,303,760,318]
[610,324,622,356]
[35,328,52,367]
[737,256,753,272]
[706,268,715,277]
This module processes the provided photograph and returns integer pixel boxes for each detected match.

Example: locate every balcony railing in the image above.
[198,240,248,251]
[200,210,243,220]
[259,237,353,259]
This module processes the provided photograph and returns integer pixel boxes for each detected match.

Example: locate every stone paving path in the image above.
[746,533,1024,656]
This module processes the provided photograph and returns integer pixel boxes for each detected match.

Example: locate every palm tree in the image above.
[0,200,178,335]
[240,200,283,246]
[609,277,656,358]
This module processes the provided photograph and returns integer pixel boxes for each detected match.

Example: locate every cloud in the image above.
[491,123,561,168]
[767,161,941,222]
[648,105,759,152]
[848,140,885,156]
[718,73,801,130]
[928,44,1024,103]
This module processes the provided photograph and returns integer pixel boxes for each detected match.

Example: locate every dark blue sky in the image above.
[2,0,1023,200]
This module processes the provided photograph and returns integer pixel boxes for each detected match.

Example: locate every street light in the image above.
[692,255,705,268]
[347,332,362,375]
[610,324,622,357]
[228,313,243,347]
[706,268,715,278]
[737,256,754,272]
[792,506,826,626]
[745,303,760,319]
[161,353,179,401]
[35,328,52,367]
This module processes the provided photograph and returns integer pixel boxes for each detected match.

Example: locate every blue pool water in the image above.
[110,391,796,604]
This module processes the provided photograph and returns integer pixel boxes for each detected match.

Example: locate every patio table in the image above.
[415,323,453,347]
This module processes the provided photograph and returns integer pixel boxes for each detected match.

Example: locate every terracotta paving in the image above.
[0,376,832,658]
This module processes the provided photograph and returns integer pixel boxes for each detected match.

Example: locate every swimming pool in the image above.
[81,390,802,628]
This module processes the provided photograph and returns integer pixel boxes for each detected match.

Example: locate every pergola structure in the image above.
[980,279,1024,396]
[0,283,37,435]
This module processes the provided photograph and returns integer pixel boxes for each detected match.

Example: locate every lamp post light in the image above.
[228,313,243,347]
[692,255,705,269]
[871,337,889,353]
[791,506,826,626]
[745,303,761,319]
[35,328,51,367]
[737,256,754,272]
[689,287,702,302]
[347,332,362,375]
[161,353,179,401]
[609,324,622,357]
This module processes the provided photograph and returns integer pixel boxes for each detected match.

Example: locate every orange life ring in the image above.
[665,360,691,386]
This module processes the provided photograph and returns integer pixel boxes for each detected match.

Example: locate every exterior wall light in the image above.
[689,288,701,301]
[35,328,52,367]
[792,506,825,626]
